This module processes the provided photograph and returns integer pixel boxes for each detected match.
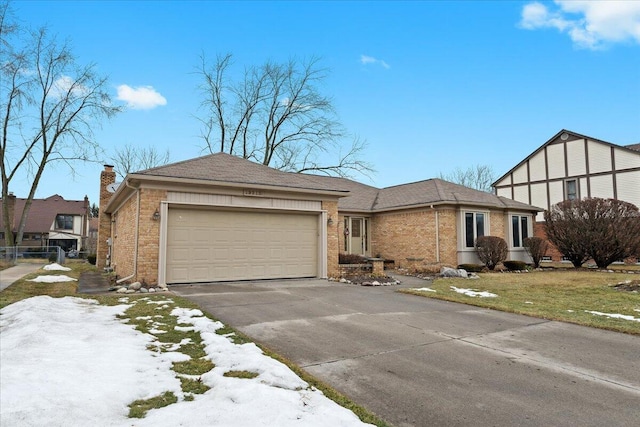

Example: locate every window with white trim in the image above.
[464,212,486,248]
[511,215,530,248]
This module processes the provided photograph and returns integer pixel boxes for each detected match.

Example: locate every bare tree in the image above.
[1,2,120,246]
[544,198,640,269]
[195,53,373,178]
[110,144,171,179]
[439,164,496,193]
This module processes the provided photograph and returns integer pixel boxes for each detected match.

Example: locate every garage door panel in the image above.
[166,208,318,283]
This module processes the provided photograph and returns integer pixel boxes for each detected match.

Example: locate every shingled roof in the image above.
[126,153,541,213]
[0,195,88,233]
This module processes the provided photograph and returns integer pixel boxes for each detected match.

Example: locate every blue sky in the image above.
[8,0,640,205]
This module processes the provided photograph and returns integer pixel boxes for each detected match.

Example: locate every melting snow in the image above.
[28,275,77,283]
[0,296,373,426]
[450,286,497,298]
[43,263,71,271]
[585,310,640,323]
[412,287,436,292]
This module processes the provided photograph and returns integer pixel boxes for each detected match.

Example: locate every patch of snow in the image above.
[634,309,640,313]
[585,310,640,322]
[28,275,77,283]
[450,286,497,298]
[567,310,575,313]
[524,301,534,304]
[0,296,373,427]
[412,287,436,292]
[43,263,71,271]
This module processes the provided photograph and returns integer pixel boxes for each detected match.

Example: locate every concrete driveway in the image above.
[172,276,640,427]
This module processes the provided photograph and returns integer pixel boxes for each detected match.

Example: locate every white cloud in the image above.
[519,1,640,49]
[360,54,390,69]
[52,75,88,98]
[116,84,167,110]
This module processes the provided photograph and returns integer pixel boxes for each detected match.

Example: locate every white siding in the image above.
[566,139,587,176]
[512,164,528,184]
[495,175,512,187]
[529,151,546,182]
[614,148,640,170]
[590,175,614,198]
[588,140,612,174]
[548,181,564,207]
[617,171,640,208]
[547,144,565,179]
[580,178,588,199]
[513,185,529,204]
[496,187,511,198]
[530,183,547,211]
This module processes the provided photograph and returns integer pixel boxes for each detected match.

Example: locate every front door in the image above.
[350,218,365,255]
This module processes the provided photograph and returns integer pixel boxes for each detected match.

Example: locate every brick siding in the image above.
[323,200,340,278]
[97,166,116,269]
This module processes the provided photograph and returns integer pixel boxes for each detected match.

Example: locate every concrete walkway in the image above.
[172,274,640,427]
[0,263,44,291]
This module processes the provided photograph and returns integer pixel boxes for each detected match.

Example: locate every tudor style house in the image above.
[493,129,640,260]
[0,194,91,253]
[98,153,541,286]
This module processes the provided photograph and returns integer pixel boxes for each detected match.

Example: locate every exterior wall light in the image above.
[327,216,334,225]
[152,209,160,221]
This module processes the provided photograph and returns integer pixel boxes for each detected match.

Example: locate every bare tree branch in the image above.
[1,2,120,246]
[110,144,171,179]
[195,54,374,178]
[439,164,496,193]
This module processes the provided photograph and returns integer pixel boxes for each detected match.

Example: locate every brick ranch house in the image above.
[98,153,541,286]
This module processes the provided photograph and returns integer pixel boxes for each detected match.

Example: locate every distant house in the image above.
[0,194,91,253]
[493,129,640,260]
[97,154,541,286]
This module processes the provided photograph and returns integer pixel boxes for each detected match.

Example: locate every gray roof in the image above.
[132,153,541,213]
[134,152,351,193]
[626,143,640,152]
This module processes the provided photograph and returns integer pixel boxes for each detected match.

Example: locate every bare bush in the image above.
[475,236,508,270]
[544,198,640,269]
[523,237,548,269]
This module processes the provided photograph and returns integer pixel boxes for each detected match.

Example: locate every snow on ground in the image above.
[450,286,497,298]
[0,296,373,427]
[27,274,77,283]
[412,287,436,292]
[585,310,640,323]
[43,263,71,271]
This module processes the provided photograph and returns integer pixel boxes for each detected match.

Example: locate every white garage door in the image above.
[166,208,318,283]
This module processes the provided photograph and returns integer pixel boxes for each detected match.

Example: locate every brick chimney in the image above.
[97,165,116,269]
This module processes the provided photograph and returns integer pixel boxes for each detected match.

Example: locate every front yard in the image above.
[401,270,640,335]
[0,263,386,427]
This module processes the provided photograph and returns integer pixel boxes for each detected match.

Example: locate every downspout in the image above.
[116,180,140,284]
[432,206,440,263]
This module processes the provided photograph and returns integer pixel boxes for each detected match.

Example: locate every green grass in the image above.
[223,370,259,379]
[0,262,391,426]
[178,377,210,394]
[128,391,177,418]
[400,270,640,335]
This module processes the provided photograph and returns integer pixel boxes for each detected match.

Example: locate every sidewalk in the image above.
[0,263,44,291]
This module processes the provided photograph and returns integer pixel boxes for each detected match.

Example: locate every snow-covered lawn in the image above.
[0,296,373,426]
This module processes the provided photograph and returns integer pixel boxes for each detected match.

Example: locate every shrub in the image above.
[545,198,640,269]
[503,260,528,271]
[48,252,57,262]
[523,237,548,269]
[457,263,484,273]
[339,253,367,264]
[87,254,97,265]
[475,236,508,270]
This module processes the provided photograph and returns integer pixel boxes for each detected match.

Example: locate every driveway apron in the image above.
[171,276,640,427]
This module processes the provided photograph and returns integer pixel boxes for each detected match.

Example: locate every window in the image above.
[511,215,530,247]
[464,212,486,248]
[55,215,73,230]
[565,179,578,200]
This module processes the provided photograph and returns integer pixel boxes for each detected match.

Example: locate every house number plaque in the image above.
[243,189,264,197]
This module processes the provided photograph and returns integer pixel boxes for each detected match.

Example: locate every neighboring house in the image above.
[493,129,640,261]
[98,153,541,286]
[0,194,91,253]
